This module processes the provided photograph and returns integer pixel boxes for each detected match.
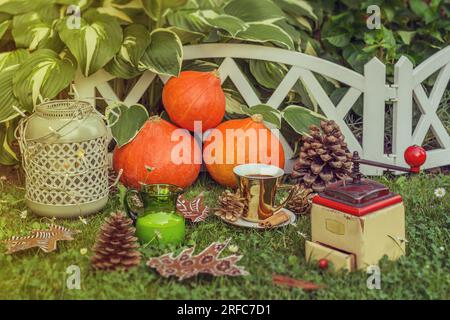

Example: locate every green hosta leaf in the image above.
[0,66,22,122]
[167,26,205,44]
[104,24,150,79]
[166,9,211,32]
[224,90,247,115]
[249,60,288,90]
[0,49,30,122]
[11,6,61,51]
[274,0,318,21]
[0,19,9,41]
[107,103,149,147]
[0,49,29,69]
[282,105,325,135]
[397,31,416,45]
[0,122,17,165]
[235,22,294,50]
[139,28,183,77]
[224,0,285,23]
[0,0,48,15]
[58,10,122,77]
[142,0,188,20]
[97,0,143,23]
[246,104,281,128]
[12,49,76,111]
[196,10,248,37]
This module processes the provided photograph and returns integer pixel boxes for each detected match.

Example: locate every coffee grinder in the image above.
[305,145,427,271]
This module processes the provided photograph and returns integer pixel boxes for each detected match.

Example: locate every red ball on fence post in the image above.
[404,145,427,173]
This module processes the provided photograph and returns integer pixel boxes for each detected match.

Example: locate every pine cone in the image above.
[91,212,141,271]
[214,190,248,222]
[292,120,353,192]
[286,186,314,215]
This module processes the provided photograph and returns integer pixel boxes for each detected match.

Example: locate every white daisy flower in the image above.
[434,188,446,198]
[19,210,27,219]
[78,216,88,225]
[228,244,239,253]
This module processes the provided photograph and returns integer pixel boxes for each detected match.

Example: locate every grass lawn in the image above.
[0,173,449,300]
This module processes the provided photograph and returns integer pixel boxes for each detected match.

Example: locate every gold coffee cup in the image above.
[233,164,296,222]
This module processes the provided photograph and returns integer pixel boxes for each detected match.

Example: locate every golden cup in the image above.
[233,164,296,222]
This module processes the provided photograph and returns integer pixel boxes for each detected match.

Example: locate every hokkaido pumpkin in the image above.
[203,114,285,188]
[162,70,226,132]
[113,117,201,189]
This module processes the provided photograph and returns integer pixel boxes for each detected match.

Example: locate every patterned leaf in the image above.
[147,239,249,280]
[2,224,80,254]
[58,9,122,77]
[176,192,209,223]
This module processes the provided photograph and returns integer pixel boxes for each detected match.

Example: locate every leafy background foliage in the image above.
[0,0,449,162]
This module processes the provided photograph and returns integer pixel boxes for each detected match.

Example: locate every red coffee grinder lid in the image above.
[312,152,402,216]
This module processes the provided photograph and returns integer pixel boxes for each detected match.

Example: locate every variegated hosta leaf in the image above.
[139,28,183,78]
[195,10,248,37]
[0,49,30,122]
[246,104,282,128]
[142,0,188,21]
[0,48,28,69]
[249,60,288,90]
[167,26,205,44]
[107,103,149,148]
[0,122,18,165]
[282,105,326,135]
[0,19,9,41]
[97,0,143,23]
[58,9,122,77]
[166,9,211,33]
[0,0,48,15]
[235,22,294,50]
[12,49,76,111]
[105,24,150,79]
[273,0,318,21]
[224,0,285,23]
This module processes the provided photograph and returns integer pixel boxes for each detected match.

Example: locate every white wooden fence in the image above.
[74,44,450,175]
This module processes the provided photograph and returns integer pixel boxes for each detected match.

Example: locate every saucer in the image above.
[217,208,297,229]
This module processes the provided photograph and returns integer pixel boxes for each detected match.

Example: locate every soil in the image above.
[0,164,24,187]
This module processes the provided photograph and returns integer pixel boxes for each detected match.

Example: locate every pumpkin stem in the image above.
[251,114,264,123]
[211,69,221,79]
[148,115,161,122]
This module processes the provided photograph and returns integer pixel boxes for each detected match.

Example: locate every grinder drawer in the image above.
[305,241,356,272]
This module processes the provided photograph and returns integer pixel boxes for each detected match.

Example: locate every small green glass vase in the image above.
[125,184,185,246]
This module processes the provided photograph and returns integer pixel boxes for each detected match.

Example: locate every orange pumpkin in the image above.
[162,70,226,132]
[113,117,201,189]
[203,114,285,188]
